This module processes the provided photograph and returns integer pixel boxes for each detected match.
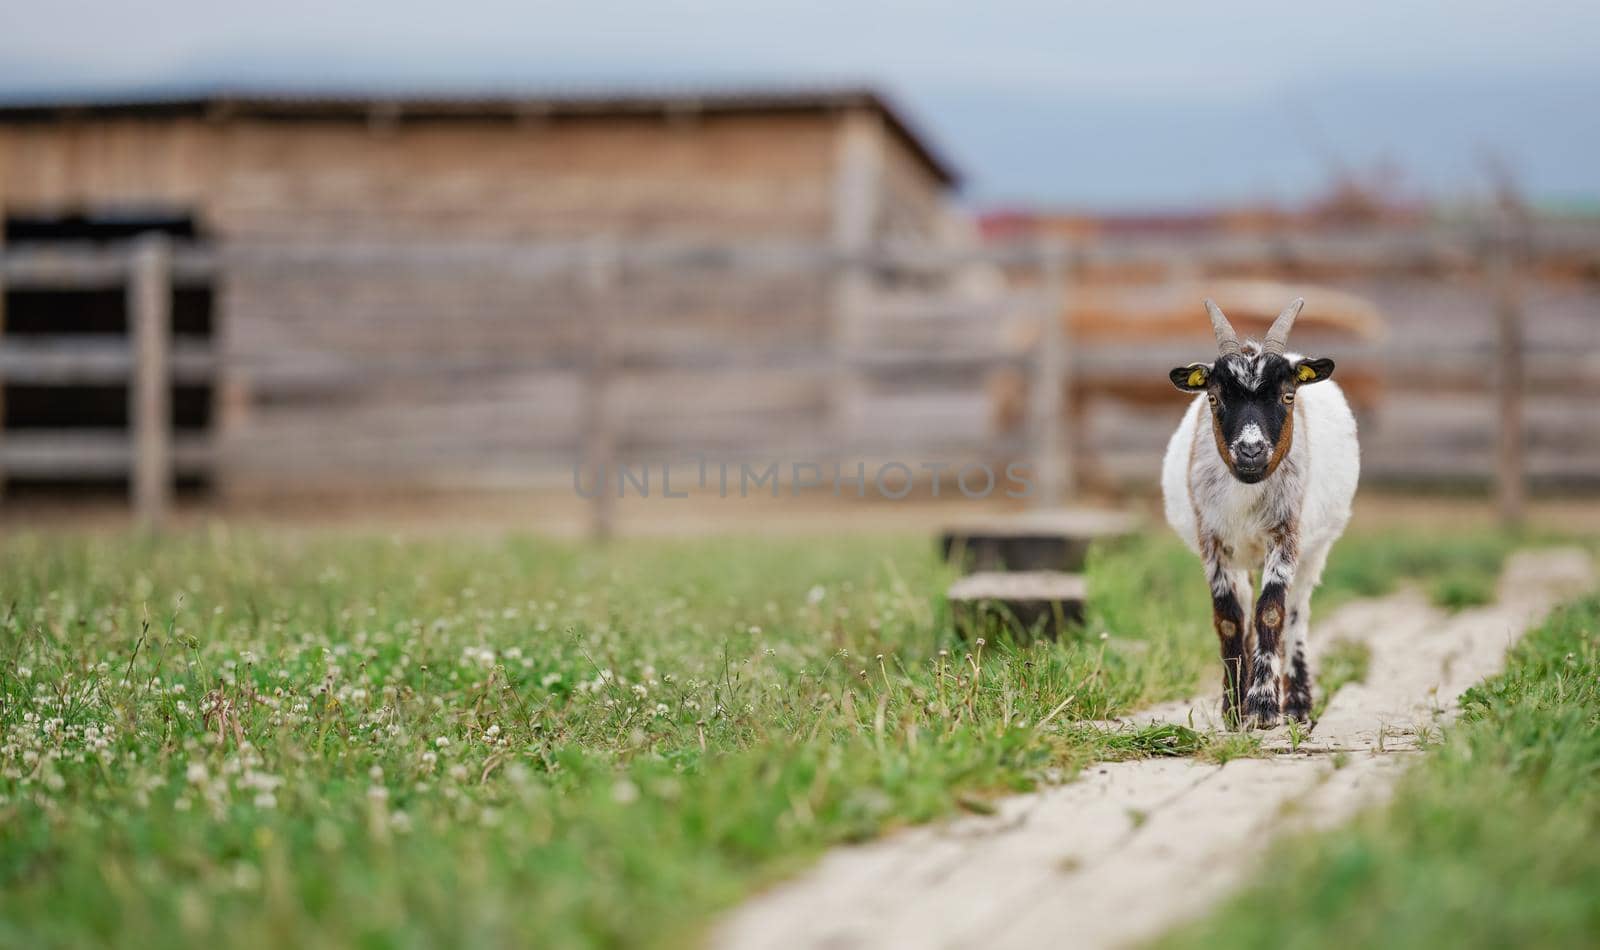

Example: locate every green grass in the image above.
[1313,640,1371,719]
[1316,529,1528,612]
[1157,591,1600,950]
[0,527,1530,948]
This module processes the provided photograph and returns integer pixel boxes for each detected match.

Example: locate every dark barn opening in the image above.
[5,211,199,243]
[2,211,214,498]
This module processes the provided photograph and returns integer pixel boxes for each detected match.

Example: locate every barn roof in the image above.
[0,86,959,187]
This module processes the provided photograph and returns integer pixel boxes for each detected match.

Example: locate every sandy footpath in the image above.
[712,548,1594,950]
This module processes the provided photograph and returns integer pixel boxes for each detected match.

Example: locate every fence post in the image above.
[1029,240,1074,509]
[1488,222,1526,528]
[581,239,619,542]
[130,234,173,530]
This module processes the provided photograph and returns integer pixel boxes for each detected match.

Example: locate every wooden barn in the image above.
[0,88,963,503]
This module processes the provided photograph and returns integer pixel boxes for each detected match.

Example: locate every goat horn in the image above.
[1262,298,1304,356]
[1205,298,1242,357]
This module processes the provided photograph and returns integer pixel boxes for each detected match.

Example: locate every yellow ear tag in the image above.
[1187,368,1207,387]
[1297,364,1317,382]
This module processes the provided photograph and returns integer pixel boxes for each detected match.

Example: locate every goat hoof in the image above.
[1243,692,1281,729]
[1284,701,1313,724]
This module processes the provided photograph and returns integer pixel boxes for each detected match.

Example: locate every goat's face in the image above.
[1170,346,1335,483]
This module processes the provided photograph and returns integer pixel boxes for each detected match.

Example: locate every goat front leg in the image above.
[1245,525,1299,728]
[1282,541,1331,723]
[1201,535,1249,729]
[1281,597,1313,723]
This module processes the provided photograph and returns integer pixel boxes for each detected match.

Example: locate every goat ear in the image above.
[1293,357,1335,385]
[1169,363,1210,392]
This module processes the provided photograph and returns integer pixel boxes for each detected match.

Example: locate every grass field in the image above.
[1159,590,1600,950]
[0,527,1532,948]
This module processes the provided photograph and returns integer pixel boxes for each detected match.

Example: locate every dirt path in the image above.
[712,549,1594,950]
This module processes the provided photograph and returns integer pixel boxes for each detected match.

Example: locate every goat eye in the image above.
[1207,393,1219,407]
[1282,392,1296,405]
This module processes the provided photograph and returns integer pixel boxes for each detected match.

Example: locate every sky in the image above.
[2,0,1597,210]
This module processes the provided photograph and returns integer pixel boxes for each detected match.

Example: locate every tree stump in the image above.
[948,571,1088,642]
[940,509,1135,574]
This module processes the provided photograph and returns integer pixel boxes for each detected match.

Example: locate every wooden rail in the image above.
[0,244,217,287]
[0,225,1587,280]
[0,337,214,384]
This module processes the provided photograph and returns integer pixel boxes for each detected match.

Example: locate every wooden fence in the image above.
[2,224,1594,533]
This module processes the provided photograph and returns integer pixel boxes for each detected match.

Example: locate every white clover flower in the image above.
[611,779,640,804]
[226,862,260,891]
[185,763,208,784]
[807,585,826,606]
[434,736,450,749]
[366,785,389,803]
[16,666,31,680]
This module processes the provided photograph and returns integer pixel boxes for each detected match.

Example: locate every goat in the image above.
[1160,298,1359,728]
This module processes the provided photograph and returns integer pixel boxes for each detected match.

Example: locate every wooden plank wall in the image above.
[214,234,1600,498]
[3,230,1597,507]
[215,247,845,492]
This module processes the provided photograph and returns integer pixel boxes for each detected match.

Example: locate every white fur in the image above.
[1162,350,1360,610]
[1163,349,1358,726]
